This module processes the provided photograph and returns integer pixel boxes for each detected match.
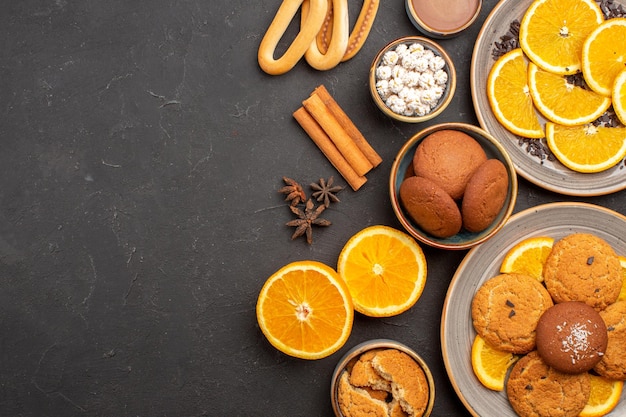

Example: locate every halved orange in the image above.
[519,0,604,75]
[618,256,626,302]
[545,122,626,173]
[582,18,626,96]
[612,69,626,126]
[337,225,427,317]
[487,48,544,138]
[500,236,554,281]
[579,374,623,417]
[471,334,519,391]
[256,260,354,359]
[527,62,611,126]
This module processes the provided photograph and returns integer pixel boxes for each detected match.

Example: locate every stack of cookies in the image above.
[399,129,510,238]
[471,233,626,417]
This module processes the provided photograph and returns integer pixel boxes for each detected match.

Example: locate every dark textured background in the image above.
[1,0,624,416]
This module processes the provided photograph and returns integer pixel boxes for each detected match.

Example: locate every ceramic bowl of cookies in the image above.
[389,122,518,250]
[330,339,435,417]
[369,36,456,123]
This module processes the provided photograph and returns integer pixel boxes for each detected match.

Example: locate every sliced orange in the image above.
[519,0,604,75]
[545,122,626,173]
[582,18,626,96]
[579,374,623,417]
[256,260,354,359]
[471,334,519,391]
[618,256,626,301]
[527,62,611,126]
[336,225,427,317]
[612,69,626,126]
[500,236,554,282]
[487,48,544,138]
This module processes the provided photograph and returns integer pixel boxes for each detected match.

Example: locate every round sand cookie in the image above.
[506,351,591,417]
[350,349,391,392]
[371,349,429,417]
[399,176,462,238]
[337,371,389,417]
[543,233,621,310]
[471,273,554,354]
[536,301,608,374]
[461,159,509,233]
[412,129,487,200]
[594,300,626,380]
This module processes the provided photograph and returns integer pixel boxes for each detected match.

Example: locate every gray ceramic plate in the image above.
[441,202,626,417]
[471,0,626,196]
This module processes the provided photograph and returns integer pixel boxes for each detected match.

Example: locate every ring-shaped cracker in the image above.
[258,0,328,75]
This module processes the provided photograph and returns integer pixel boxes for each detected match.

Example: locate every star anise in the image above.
[286,199,331,244]
[310,176,344,208]
[278,176,306,206]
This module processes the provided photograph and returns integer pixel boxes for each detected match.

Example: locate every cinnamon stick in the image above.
[293,107,367,191]
[302,93,373,177]
[312,85,382,168]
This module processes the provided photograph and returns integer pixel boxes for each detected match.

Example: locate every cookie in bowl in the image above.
[389,123,517,250]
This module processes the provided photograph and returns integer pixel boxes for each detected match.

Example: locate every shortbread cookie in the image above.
[337,371,389,417]
[594,300,626,380]
[471,273,554,354]
[506,351,590,417]
[372,349,429,417]
[543,233,621,310]
[350,349,391,392]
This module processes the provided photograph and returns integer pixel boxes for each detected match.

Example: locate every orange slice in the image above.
[618,256,626,301]
[499,236,554,282]
[471,334,519,391]
[519,0,604,75]
[487,48,544,138]
[582,18,626,96]
[337,225,427,317]
[612,69,626,126]
[545,122,626,173]
[256,260,353,359]
[579,374,623,417]
[527,62,611,126]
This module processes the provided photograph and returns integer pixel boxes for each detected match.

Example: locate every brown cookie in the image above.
[506,351,590,417]
[372,349,429,417]
[461,159,509,233]
[337,371,389,417]
[350,349,391,392]
[471,273,554,354]
[412,129,487,200]
[594,300,626,380]
[535,301,608,374]
[399,176,462,238]
[544,233,621,310]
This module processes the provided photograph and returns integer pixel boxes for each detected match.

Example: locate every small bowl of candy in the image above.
[369,36,456,123]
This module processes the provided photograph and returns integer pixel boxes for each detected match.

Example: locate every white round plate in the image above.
[441,202,626,416]
[471,0,626,196]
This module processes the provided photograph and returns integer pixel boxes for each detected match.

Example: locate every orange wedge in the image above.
[471,334,520,391]
[487,48,544,138]
[519,0,604,75]
[337,225,427,317]
[256,260,353,359]
[527,62,611,126]
[582,18,626,96]
[579,374,623,417]
[618,256,626,302]
[500,236,554,281]
[545,122,626,173]
[612,69,626,126]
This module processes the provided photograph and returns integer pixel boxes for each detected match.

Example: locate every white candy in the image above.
[376,65,392,80]
[382,50,399,66]
[374,42,450,117]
